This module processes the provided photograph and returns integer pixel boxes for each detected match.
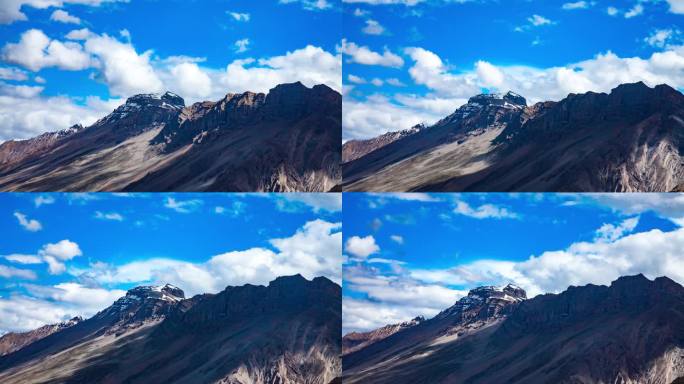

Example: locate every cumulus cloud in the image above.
[2,29,93,72]
[75,219,342,296]
[667,0,684,14]
[13,211,42,231]
[645,28,681,48]
[340,39,404,68]
[595,216,639,242]
[39,239,83,274]
[453,199,519,219]
[50,9,81,24]
[346,235,380,259]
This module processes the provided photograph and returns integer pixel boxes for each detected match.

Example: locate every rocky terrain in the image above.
[0,82,341,192]
[343,275,684,384]
[342,316,424,355]
[0,275,341,384]
[343,82,684,192]
[342,124,424,163]
[0,317,82,357]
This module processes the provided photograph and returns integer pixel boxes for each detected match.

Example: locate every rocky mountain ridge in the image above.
[0,82,341,192]
[0,275,341,384]
[343,82,684,192]
[342,275,684,384]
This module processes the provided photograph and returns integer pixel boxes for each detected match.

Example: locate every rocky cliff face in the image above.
[0,82,341,192]
[343,82,684,192]
[0,276,341,384]
[342,316,424,355]
[342,275,684,384]
[342,124,424,163]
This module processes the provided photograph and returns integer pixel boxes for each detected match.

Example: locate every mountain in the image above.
[0,82,341,192]
[342,124,424,163]
[343,82,684,192]
[342,316,424,355]
[0,276,341,384]
[0,317,82,357]
[342,275,684,384]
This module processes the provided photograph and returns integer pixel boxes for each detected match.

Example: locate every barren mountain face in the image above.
[342,82,684,192]
[0,276,342,384]
[0,82,341,192]
[342,276,684,384]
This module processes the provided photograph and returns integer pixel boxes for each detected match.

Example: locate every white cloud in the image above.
[76,219,342,296]
[386,77,405,86]
[0,0,127,25]
[528,14,552,26]
[218,45,341,95]
[0,265,36,279]
[4,253,42,264]
[234,38,250,53]
[2,29,93,72]
[562,1,589,10]
[50,9,81,24]
[353,8,369,16]
[279,0,332,11]
[278,193,342,212]
[625,3,643,18]
[164,197,203,213]
[346,235,380,259]
[390,235,404,244]
[607,6,619,16]
[65,28,93,40]
[362,19,386,35]
[0,66,27,81]
[94,211,124,221]
[84,33,164,97]
[595,216,640,242]
[370,77,383,86]
[667,0,684,14]
[14,211,42,231]
[645,28,681,48]
[348,74,366,84]
[34,195,55,207]
[340,39,404,68]
[228,11,250,21]
[453,200,519,219]
[166,61,212,100]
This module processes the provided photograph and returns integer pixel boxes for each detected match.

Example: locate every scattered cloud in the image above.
[390,235,404,244]
[625,3,643,18]
[34,195,55,207]
[562,1,590,10]
[94,211,124,221]
[0,265,36,279]
[228,11,250,22]
[346,235,380,259]
[2,29,93,72]
[50,9,81,24]
[340,39,404,68]
[362,19,386,35]
[595,216,639,242]
[453,200,519,219]
[164,197,203,213]
[644,28,682,48]
[0,0,127,25]
[233,38,250,53]
[14,211,42,231]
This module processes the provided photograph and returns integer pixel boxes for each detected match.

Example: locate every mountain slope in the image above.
[0,317,82,357]
[0,276,341,384]
[0,82,341,192]
[343,82,684,192]
[342,275,684,384]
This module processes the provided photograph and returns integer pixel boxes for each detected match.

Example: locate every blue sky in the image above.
[343,193,684,333]
[0,192,342,333]
[0,0,342,141]
[342,0,684,140]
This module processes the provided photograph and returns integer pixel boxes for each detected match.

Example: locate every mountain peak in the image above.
[270,274,308,287]
[126,284,185,301]
[467,92,527,108]
[125,91,185,109]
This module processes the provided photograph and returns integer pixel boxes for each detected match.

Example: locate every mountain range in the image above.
[0,275,341,384]
[342,82,684,192]
[342,275,684,384]
[0,82,341,192]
